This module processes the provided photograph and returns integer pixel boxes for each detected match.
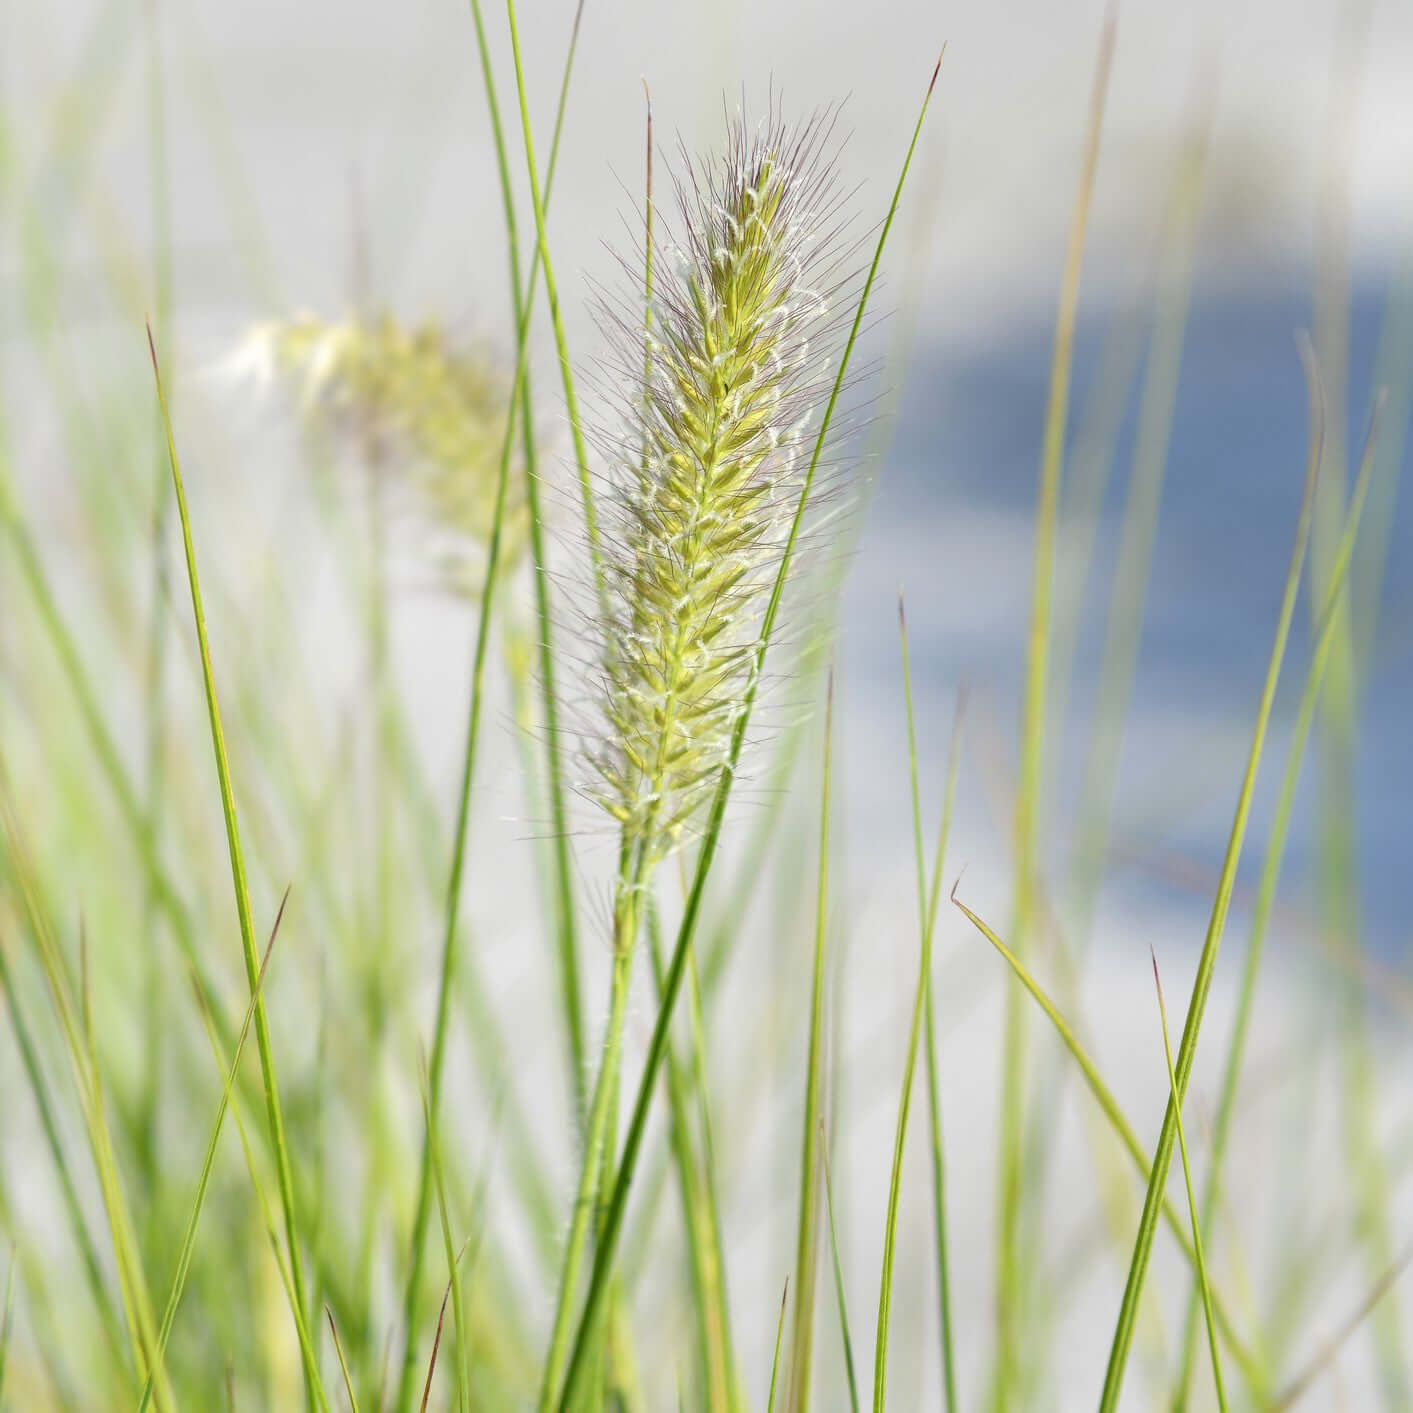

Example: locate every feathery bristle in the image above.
[589,104,856,863]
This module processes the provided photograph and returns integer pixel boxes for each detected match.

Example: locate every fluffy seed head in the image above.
[588,104,856,862]
[227,313,527,588]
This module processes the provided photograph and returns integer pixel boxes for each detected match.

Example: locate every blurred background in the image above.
[3,0,1413,1407]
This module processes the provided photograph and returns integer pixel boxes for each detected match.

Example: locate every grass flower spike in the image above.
[590,105,854,867]
[537,102,860,1412]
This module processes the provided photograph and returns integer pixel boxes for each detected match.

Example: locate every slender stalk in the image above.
[873,596,948,1412]
[996,15,1115,1404]
[392,9,588,1403]
[785,675,836,1413]
[536,874,643,1411]
[465,0,588,1126]
[921,698,965,1412]
[684,946,736,1410]
[870,601,960,1407]
[648,905,731,1410]
[148,326,319,1407]
[503,0,606,603]
[786,673,835,1413]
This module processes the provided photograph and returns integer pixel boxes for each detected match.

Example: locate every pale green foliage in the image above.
[590,111,847,862]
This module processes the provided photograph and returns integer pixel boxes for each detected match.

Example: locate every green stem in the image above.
[873,598,947,1413]
[921,699,964,1413]
[787,675,832,1413]
[536,868,643,1412]
[466,0,588,1128]
[503,0,607,610]
[393,8,587,1403]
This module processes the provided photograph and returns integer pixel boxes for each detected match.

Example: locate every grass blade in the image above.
[950,889,1263,1390]
[872,595,952,1412]
[502,0,605,601]
[418,1282,454,1413]
[1151,952,1226,1412]
[420,1063,472,1413]
[326,1308,362,1413]
[767,1282,789,1413]
[786,671,835,1413]
[148,324,320,1405]
[465,0,587,1127]
[1095,340,1324,1412]
[647,905,733,1411]
[1171,390,1386,1408]
[921,694,965,1413]
[394,12,588,1401]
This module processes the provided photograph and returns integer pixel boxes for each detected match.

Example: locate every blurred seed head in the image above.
[226,313,529,593]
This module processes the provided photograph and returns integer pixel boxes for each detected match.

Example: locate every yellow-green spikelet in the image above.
[592,108,850,862]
